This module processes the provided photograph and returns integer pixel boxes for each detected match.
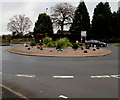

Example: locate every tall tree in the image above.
[92,2,113,40]
[7,14,32,36]
[33,13,53,36]
[69,1,90,35]
[112,12,119,38]
[51,3,75,31]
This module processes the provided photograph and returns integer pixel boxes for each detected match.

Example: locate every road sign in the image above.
[81,31,87,37]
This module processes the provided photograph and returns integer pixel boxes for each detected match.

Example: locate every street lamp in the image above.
[46,8,48,14]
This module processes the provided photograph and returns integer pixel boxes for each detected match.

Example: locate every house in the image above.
[57,30,71,35]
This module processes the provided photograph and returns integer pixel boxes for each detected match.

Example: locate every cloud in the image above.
[0,1,119,35]
[1,0,120,2]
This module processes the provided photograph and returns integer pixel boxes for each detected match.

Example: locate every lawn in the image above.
[113,43,120,47]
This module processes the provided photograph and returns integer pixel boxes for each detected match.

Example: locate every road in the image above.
[1,44,119,99]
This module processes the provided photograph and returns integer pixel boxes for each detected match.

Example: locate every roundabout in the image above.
[8,46,112,57]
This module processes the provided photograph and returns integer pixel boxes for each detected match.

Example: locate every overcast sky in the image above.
[0,0,120,35]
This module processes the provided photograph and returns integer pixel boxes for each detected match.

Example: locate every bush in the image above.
[84,50,88,53]
[56,38,71,49]
[93,49,96,51]
[43,37,52,45]
[96,47,100,49]
[85,45,90,49]
[72,43,79,50]
[81,47,84,50]
[66,42,73,47]
[47,42,55,48]
[30,41,36,46]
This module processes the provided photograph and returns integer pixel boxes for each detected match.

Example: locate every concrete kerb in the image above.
[8,46,112,58]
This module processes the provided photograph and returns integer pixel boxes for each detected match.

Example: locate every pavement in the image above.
[1,44,119,99]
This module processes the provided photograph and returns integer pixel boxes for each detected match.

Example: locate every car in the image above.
[85,40,107,47]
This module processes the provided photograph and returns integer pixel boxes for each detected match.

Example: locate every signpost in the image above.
[81,31,87,43]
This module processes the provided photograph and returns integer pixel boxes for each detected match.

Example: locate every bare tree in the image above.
[51,3,75,31]
[7,14,32,36]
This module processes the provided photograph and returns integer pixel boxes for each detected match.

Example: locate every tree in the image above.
[92,2,113,40]
[7,14,32,36]
[33,13,53,36]
[51,3,75,31]
[69,1,90,35]
[111,9,120,41]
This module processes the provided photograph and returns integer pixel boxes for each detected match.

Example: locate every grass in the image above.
[113,43,120,47]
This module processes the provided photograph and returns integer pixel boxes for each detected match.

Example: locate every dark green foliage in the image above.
[43,37,53,45]
[46,42,55,48]
[30,41,36,46]
[56,38,71,49]
[69,1,90,35]
[72,43,79,50]
[33,13,53,36]
[92,2,113,40]
[111,10,120,40]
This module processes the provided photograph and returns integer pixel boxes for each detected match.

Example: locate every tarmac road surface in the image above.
[1,44,119,99]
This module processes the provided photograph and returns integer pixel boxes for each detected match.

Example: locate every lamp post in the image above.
[46,8,48,14]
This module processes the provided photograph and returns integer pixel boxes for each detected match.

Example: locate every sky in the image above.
[0,0,120,35]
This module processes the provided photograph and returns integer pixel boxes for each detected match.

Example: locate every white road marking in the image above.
[58,95,68,99]
[16,74,35,78]
[0,72,2,74]
[91,75,110,78]
[111,75,120,79]
[53,76,74,79]
[91,75,120,79]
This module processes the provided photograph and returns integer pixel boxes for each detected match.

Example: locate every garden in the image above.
[8,37,112,57]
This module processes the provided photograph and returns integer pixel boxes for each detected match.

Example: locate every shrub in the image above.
[56,38,71,49]
[96,47,100,49]
[43,37,52,45]
[47,42,55,48]
[84,50,88,53]
[30,41,36,46]
[93,49,96,51]
[66,42,73,47]
[81,47,84,50]
[85,45,90,49]
[28,47,30,50]
[72,43,79,50]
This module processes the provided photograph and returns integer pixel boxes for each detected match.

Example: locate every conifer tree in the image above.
[92,2,113,40]
[33,13,53,36]
[69,1,90,35]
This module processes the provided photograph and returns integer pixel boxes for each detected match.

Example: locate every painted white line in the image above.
[16,74,35,78]
[0,84,30,100]
[58,95,68,99]
[53,76,74,79]
[91,75,120,79]
[111,75,120,79]
[0,72,2,74]
[91,75,110,78]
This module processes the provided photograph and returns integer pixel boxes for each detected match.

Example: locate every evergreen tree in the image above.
[33,13,53,36]
[69,1,90,35]
[92,2,113,40]
[112,12,119,38]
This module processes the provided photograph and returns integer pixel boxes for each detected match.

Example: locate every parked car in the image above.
[85,40,107,47]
